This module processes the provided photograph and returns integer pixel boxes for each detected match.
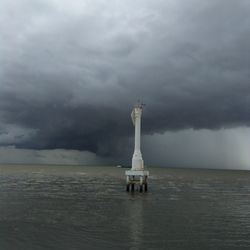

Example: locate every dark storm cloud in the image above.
[0,0,250,156]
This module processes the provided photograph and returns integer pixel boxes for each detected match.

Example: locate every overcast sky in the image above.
[0,0,250,169]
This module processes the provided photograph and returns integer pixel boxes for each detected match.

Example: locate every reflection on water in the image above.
[127,195,144,250]
[0,165,250,250]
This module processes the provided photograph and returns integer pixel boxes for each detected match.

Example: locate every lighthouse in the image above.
[131,104,144,171]
[125,103,149,192]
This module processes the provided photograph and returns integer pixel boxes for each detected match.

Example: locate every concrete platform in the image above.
[125,170,149,176]
[125,170,149,192]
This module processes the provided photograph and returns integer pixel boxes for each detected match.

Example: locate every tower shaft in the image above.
[131,106,144,171]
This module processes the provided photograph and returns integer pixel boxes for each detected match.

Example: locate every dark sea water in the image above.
[0,165,250,250]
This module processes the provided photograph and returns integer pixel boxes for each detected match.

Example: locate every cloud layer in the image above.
[0,0,250,158]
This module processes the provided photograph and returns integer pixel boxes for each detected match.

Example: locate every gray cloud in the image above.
[0,146,105,165]
[143,128,250,169]
[0,0,250,160]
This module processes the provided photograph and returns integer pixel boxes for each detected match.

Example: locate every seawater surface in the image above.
[0,165,250,250]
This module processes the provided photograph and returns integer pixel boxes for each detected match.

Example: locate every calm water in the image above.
[0,165,250,250]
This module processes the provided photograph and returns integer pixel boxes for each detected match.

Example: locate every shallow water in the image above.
[0,165,250,249]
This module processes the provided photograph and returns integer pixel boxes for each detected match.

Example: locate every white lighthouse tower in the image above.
[131,104,144,171]
[125,103,149,192]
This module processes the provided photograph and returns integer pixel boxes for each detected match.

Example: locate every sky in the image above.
[0,0,250,169]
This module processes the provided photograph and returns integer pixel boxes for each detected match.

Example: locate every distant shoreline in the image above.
[0,163,249,172]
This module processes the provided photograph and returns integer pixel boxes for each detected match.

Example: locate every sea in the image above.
[0,164,250,250]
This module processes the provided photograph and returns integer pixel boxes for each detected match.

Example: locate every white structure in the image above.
[131,104,144,170]
[125,103,149,192]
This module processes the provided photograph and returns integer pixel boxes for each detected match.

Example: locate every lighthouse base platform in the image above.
[125,170,149,193]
